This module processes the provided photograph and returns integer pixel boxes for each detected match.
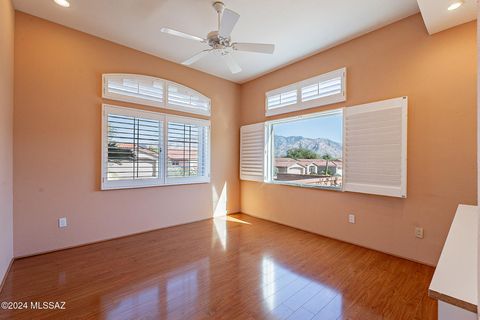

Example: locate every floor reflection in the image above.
[261,256,342,319]
[213,215,253,251]
[104,285,160,320]
[101,258,209,320]
[1,213,435,319]
[213,217,227,250]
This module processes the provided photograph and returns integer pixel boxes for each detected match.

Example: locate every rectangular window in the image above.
[266,110,343,189]
[166,116,210,184]
[265,68,346,116]
[102,105,210,190]
[240,97,407,198]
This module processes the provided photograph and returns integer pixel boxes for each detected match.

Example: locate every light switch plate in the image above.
[58,217,68,228]
[415,227,424,239]
[348,214,355,224]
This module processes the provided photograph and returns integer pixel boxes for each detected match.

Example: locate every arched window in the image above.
[102,74,211,116]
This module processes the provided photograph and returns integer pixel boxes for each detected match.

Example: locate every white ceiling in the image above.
[13,0,422,83]
[417,0,477,34]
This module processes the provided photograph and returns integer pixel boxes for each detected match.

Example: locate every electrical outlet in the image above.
[348,214,355,224]
[58,217,68,228]
[415,227,424,239]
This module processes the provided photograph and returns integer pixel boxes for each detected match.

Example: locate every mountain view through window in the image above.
[271,111,343,188]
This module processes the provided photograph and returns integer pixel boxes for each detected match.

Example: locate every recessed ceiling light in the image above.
[54,0,70,8]
[447,1,464,11]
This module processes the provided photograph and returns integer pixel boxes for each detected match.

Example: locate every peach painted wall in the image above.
[239,14,477,266]
[0,0,14,283]
[13,12,240,257]
[477,6,480,317]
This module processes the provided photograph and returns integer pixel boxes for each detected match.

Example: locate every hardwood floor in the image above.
[0,214,436,320]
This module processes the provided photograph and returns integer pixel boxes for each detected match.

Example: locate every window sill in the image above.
[266,180,342,191]
[101,179,211,191]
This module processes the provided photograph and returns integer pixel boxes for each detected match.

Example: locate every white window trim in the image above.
[103,74,211,116]
[265,68,346,117]
[264,108,344,191]
[101,104,211,190]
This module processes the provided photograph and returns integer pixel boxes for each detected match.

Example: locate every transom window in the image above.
[103,74,211,116]
[265,68,346,116]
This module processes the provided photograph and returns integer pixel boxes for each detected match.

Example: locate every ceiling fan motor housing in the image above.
[207,31,230,49]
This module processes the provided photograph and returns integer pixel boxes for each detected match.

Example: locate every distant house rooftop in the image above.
[275,158,342,169]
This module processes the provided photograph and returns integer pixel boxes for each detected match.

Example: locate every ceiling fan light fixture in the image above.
[163,1,275,74]
[447,1,464,11]
[54,0,70,7]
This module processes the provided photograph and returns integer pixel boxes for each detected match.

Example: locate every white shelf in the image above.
[429,204,478,314]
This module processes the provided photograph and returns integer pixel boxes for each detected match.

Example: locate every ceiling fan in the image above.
[160,1,275,74]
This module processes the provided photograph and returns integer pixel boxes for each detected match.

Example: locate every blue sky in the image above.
[274,113,343,143]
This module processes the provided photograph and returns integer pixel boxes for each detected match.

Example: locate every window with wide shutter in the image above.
[240,123,266,182]
[102,105,210,189]
[343,97,407,198]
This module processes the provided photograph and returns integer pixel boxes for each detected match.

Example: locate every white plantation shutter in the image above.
[102,105,164,190]
[266,89,298,110]
[103,74,211,116]
[300,76,342,102]
[101,105,211,190]
[240,123,266,182]
[165,115,210,184]
[103,74,164,107]
[265,68,346,116]
[167,83,211,116]
[343,97,407,198]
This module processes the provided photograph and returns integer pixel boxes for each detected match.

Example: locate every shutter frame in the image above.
[240,123,266,182]
[343,97,407,198]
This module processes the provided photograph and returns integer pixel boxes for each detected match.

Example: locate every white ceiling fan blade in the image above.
[219,9,240,38]
[160,28,205,42]
[233,43,275,54]
[222,54,242,74]
[182,50,211,66]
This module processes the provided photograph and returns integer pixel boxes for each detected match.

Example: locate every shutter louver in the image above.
[343,97,407,198]
[240,123,266,182]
